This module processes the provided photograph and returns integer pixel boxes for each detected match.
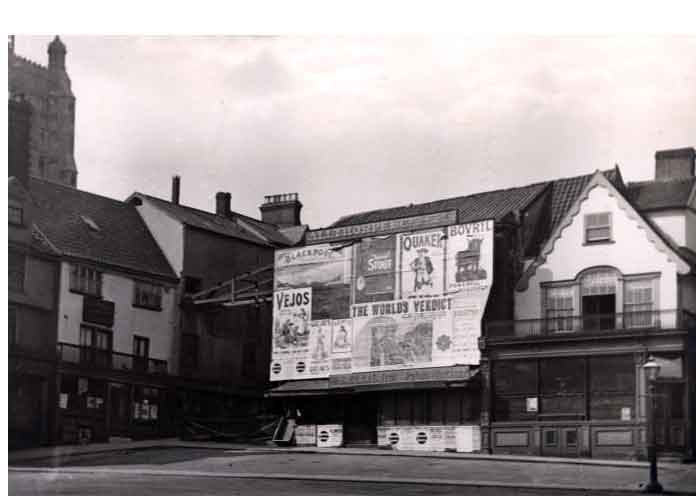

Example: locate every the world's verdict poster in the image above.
[270,219,494,381]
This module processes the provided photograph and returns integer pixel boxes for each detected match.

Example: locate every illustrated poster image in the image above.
[354,236,396,303]
[331,319,353,354]
[270,287,314,380]
[399,229,445,298]
[307,320,331,376]
[445,220,494,293]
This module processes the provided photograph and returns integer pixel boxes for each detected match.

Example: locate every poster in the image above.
[316,424,343,447]
[354,236,396,303]
[274,244,352,319]
[351,297,455,372]
[295,424,317,446]
[270,220,494,381]
[399,229,445,298]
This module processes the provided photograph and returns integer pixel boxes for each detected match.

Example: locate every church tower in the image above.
[8,36,78,187]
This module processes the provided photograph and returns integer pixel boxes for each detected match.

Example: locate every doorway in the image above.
[541,427,580,457]
[582,294,615,331]
[654,382,686,452]
[343,394,377,445]
[109,383,131,438]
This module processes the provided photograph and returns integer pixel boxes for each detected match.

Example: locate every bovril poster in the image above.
[271,219,493,381]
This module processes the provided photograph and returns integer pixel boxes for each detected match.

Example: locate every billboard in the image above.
[270,219,494,381]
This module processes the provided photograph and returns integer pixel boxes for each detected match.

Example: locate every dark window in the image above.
[9,305,18,346]
[133,281,163,310]
[565,430,578,447]
[584,212,612,243]
[9,250,25,291]
[184,276,202,294]
[544,430,557,446]
[59,375,106,411]
[589,355,634,420]
[133,335,150,357]
[79,325,112,368]
[181,333,199,371]
[133,386,160,422]
[379,392,396,426]
[540,358,585,418]
[582,294,615,331]
[9,205,23,225]
[493,360,539,421]
[70,264,101,296]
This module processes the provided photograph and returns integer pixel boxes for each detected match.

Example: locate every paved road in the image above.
[10,447,696,495]
[6,471,649,496]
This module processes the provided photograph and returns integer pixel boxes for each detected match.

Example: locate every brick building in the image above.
[8,35,78,187]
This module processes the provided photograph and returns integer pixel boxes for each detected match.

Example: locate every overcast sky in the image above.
[14,35,696,228]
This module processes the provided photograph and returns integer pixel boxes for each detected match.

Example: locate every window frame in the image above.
[9,250,26,292]
[9,205,23,226]
[584,212,613,244]
[133,280,163,311]
[133,335,150,358]
[70,264,102,297]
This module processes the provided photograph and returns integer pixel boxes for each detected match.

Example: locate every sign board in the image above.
[316,424,343,447]
[376,425,479,452]
[305,211,458,244]
[526,397,538,413]
[271,220,494,381]
[295,424,317,446]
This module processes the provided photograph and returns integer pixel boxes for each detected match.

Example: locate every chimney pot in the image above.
[171,175,181,205]
[655,147,695,181]
[215,191,231,216]
[259,192,302,227]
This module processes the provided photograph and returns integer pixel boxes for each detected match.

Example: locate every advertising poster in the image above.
[399,229,445,298]
[274,244,352,319]
[270,220,494,382]
[354,236,397,303]
[350,297,455,373]
[270,287,317,380]
[330,319,353,374]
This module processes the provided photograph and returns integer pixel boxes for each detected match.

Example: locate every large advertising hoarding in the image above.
[270,219,493,381]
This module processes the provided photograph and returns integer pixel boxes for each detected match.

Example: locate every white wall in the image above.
[57,262,178,370]
[517,184,680,320]
[135,199,185,275]
[647,210,686,247]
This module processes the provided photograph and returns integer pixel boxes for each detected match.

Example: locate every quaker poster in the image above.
[271,219,494,381]
[399,229,445,299]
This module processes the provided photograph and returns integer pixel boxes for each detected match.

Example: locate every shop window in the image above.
[9,205,23,225]
[379,392,396,426]
[59,375,106,411]
[545,286,575,332]
[624,279,656,328]
[133,281,163,310]
[412,391,427,425]
[584,212,612,243]
[70,264,102,296]
[133,386,160,422]
[589,355,634,420]
[429,390,446,425]
[539,358,585,418]
[396,392,412,425]
[9,250,25,292]
[493,360,538,422]
[444,390,462,425]
[544,430,557,447]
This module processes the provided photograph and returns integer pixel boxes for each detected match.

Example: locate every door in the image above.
[582,294,615,331]
[541,427,580,457]
[109,383,131,437]
[343,395,377,445]
[654,382,686,452]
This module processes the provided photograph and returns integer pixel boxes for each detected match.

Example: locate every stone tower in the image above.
[8,36,78,187]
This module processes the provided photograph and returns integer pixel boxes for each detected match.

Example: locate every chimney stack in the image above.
[215,192,232,217]
[259,193,303,227]
[171,175,181,204]
[655,147,695,181]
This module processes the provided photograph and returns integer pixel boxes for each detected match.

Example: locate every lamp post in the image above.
[642,356,662,494]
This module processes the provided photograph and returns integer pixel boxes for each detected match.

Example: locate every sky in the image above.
[13,35,696,228]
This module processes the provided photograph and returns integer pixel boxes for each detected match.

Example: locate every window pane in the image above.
[494,360,537,395]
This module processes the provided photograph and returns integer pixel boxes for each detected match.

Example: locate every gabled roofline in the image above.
[517,170,691,291]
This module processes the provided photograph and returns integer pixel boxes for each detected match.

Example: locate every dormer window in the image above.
[584,212,612,243]
[9,205,23,225]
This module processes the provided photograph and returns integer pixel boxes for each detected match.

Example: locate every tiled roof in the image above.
[28,178,177,281]
[331,169,622,230]
[331,182,549,227]
[626,177,695,212]
[135,194,292,247]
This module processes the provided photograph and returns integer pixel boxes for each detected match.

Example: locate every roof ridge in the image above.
[138,192,264,223]
[627,176,696,186]
[31,178,133,208]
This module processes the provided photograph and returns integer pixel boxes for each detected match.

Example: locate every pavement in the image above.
[9,439,696,494]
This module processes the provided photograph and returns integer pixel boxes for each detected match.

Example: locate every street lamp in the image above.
[642,356,662,494]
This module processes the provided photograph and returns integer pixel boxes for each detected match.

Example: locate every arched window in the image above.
[579,268,619,331]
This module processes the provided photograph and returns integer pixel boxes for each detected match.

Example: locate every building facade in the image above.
[8,35,78,187]
[483,149,696,460]
[26,178,180,444]
[128,181,300,435]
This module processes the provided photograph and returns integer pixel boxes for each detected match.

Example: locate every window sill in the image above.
[132,303,162,312]
[70,289,102,298]
[582,240,615,246]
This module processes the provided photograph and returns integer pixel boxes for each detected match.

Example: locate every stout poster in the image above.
[354,236,396,303]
